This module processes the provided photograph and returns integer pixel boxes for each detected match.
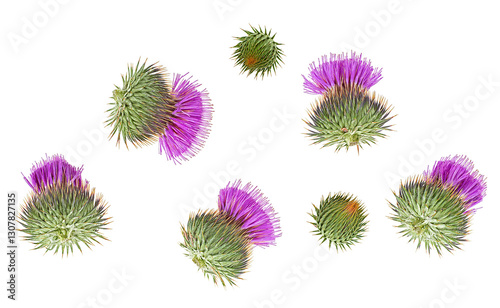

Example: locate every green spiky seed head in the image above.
[305,86,394,152]
[180,210,252,287]
[309,192,368,251]
[19,182,111,256]
[231,25,284,79]
[106,59,175,148]
[389,177,470,255]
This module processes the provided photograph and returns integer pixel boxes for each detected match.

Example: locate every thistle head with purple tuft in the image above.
[107,59,213,164]
[390,155,487,255]
[302,51,393,152]
[180,179,281,286]
[20,154,111,256]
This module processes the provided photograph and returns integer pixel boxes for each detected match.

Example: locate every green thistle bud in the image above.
[180,210,252,287]
[309,192,368,251]
[106,59,175,148]
[305,86,394,152]
[19,182,111,256]
[389,177,470,255]
[231,25,284,79]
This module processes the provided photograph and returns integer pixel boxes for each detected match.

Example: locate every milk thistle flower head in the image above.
[218,180,281,247]
[231,25,284,78]
[180,180,280,286]
[19,155,111,256]
[302,51,394,153]
[389,155,486,255]
[303,51,382,95]
[309,192,368,251]
[106,59,213,163]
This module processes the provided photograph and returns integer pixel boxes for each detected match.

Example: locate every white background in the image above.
[1,1,499,307]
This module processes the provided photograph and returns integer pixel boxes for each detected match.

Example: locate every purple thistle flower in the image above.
[218,180,281,247]
[159,73,213,164]
[302,51,382,95]
[424,155,487,211]
[22,154,85,193]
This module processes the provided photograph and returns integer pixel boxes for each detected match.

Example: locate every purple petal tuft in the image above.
[424,155,487,212]
[159,73,213,164]
[22,154,85,192]
[218,180,281,247]
[302,51,382,95]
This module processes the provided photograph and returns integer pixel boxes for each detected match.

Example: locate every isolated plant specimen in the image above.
[180,180,281,286]
[389,155,487,255]
[106,59,213,164]
[19,155,111,256]
[309,192,368,251]
[302,51,394,152]
[231,25,284,78]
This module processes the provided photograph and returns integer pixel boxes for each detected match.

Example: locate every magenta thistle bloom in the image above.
[22,154,85,193]
[159,73,213,164]
[303,51,382,95]
[20,154,111,256]
[424,155,487,211]
[218,180,281,247]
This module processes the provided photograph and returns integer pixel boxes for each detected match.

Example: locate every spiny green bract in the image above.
[180,210,252,287]
[305,86,394,152]
[106,59,175,148]
[19,183,110,256]
[231,25,284,79]
[309,192,368,251]
[389,177,470,255]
